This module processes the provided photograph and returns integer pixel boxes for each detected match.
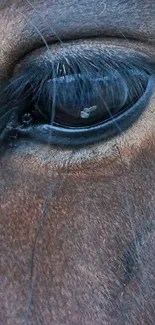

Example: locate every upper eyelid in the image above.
[1,48,155,103]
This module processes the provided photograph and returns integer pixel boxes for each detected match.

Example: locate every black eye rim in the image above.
[15,75,155,147]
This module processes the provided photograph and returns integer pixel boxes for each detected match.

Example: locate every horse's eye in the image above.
[33,70,148,127]
[1,48,155,147]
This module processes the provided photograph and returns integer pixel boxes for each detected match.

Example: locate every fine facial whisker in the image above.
[15,8,50,52]
[24,0,64,46]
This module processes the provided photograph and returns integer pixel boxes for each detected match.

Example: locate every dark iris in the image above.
[28,69,148,128]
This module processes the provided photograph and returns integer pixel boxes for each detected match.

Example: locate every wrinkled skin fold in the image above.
[1,1,155,324]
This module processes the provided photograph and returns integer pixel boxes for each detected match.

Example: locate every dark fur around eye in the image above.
[0,48,155,146]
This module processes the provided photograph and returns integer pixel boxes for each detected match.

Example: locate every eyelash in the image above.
[0,50,155,147]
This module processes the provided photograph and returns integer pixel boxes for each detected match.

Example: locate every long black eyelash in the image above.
[0,50,155,144]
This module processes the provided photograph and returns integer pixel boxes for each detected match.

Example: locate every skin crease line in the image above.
[1,1,155,325]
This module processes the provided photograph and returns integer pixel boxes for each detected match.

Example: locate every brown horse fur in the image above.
[1,1,155,324]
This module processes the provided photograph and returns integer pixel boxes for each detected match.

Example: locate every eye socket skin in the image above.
[14,75,155,147]
[2,2,155,325]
